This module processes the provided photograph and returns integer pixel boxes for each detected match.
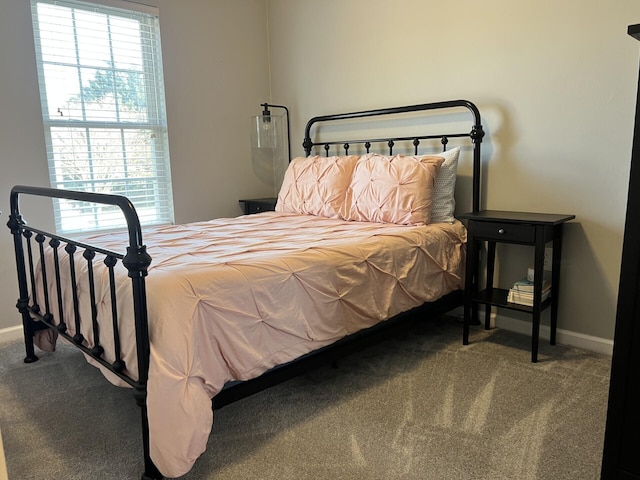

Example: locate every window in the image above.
[31,0,174,233]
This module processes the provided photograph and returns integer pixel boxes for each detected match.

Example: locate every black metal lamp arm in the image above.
[261,103,291,163]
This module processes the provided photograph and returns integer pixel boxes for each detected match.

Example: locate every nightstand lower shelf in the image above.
[472,288,552,314]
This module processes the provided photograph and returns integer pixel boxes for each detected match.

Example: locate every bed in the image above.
[7,99,484,479]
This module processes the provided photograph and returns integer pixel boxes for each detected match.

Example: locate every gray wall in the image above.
[266,0,640,342]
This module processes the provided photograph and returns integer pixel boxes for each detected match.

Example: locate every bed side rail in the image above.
[6,185,152,392]
[303,99,484,212]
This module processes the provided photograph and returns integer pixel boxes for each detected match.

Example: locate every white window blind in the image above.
[31,0,174,234]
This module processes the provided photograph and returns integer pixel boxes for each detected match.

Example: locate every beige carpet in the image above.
[0,314,611,479]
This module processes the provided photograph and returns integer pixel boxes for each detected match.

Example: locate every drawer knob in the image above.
[498,228,505,234]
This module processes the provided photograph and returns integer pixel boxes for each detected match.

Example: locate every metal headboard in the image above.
[302,99,484,212]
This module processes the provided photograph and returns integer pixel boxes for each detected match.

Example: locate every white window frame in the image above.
[31,0,174,234]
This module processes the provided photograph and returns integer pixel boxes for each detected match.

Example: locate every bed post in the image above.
[7,190,40,363]
[469,119,485,213]
[123,240,160,480]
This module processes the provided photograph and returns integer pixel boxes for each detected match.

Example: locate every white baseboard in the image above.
[1,315,615,357]
[495,315,614,356]
[0,325,23,345]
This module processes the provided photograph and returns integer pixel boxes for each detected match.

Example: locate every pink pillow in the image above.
[340,154,445,225]
[275,155,359,218]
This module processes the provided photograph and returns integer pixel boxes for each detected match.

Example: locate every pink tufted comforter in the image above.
[36,212,466,477]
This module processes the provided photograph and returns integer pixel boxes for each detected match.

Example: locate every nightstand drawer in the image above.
[239,198,277,215]
[245,202,272,214]
[471,221,535,243]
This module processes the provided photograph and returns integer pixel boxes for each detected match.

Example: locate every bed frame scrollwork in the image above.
[303,99,484,211]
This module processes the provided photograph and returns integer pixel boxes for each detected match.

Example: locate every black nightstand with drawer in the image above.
[238,198,277,215]
[458,210,575,362]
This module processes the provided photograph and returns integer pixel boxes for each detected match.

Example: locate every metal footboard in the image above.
[6,185,161,480]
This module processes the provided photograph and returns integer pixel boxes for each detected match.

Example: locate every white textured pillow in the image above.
[430,147,460,223]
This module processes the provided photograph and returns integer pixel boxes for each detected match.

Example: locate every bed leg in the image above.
[23,341,38,364]
[135,390,163,480]
[141,470,162,480]
[18,300,39,364]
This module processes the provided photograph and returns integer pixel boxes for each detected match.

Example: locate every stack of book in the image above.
[507,277,551,306]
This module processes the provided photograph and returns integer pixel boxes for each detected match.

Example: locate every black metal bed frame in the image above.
[7,99,483,480]
[303,99,484,211]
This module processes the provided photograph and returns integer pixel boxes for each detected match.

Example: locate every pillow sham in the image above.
[430,146,461,223]
[275,155,359,218]
[340,153,444,226]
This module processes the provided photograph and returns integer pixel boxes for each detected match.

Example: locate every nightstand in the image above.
[458,210,575,362]
[238,197,277,215]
